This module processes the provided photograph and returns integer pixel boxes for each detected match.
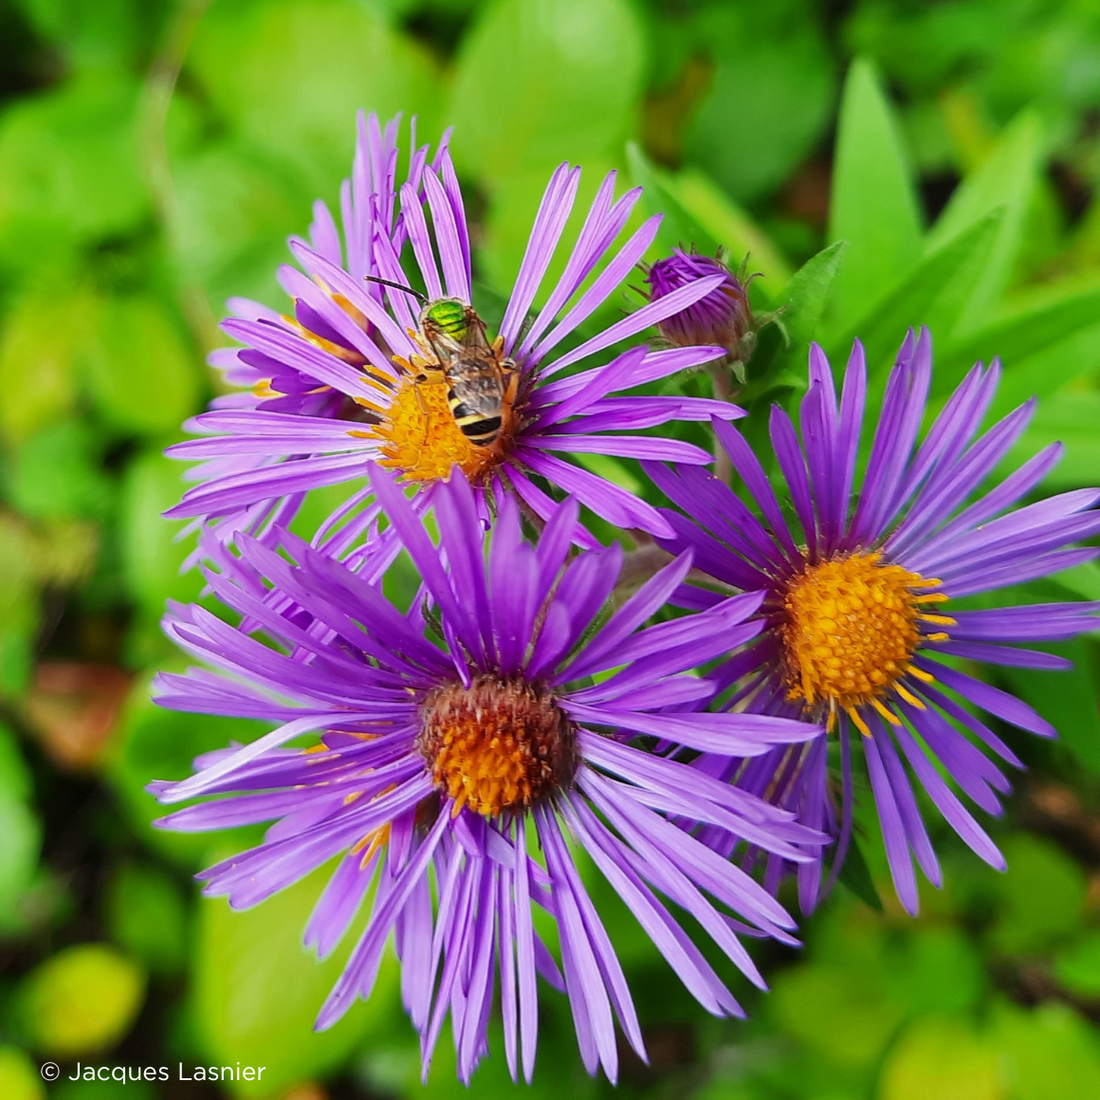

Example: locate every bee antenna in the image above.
[364,275,429,305]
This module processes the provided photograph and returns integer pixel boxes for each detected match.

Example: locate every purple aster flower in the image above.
[171,111,434,558]
[648,328,1100,915]
[151,468,823,1083]
[644,247,753,356]
[165,113,740,554]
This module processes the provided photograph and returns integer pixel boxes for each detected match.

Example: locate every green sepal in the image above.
[837,836,884,912]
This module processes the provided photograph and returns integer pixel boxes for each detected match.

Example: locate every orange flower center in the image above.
[418,675,577,817]
[778,552,952,733]
[270,288,521,485]
[371,373,503,484]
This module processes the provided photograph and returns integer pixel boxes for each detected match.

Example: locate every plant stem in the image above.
[707,360,734,484]
[139,0,219,358]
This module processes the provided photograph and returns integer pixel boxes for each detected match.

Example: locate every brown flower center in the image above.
[418,674,577,817]
[418,668,580,818]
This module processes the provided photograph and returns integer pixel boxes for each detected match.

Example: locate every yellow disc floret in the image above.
[778,551,952,734]
[371,373,497,483]
[280,286,519,484]
[418,675,577,818]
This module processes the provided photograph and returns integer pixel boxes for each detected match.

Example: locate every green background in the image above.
[4,0,1100,1097]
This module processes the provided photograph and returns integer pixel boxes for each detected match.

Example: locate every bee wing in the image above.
[422,323,461,365]
[461,306,492,351]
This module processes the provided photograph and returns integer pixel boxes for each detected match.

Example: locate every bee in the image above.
[366,277,518,450]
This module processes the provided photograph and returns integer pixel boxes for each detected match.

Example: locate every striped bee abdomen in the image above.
[417,301,514,451]
[447,384,503,445]
[458,415,503,445]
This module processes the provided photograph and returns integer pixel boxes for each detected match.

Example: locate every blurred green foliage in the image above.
[20,943,146,1056]
[3,1,1100,1098]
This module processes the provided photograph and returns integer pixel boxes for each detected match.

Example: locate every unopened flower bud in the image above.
[644,248,753,354]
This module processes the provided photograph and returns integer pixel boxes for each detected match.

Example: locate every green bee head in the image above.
[423,298,469,340]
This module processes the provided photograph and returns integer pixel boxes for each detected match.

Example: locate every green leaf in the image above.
[14,0,155,72]
[21,944,145,1057]
[118,448,204,633]
[770,962,902,1067]
[936,279,1100,402]
[1005,389,1100,492]
[449,0,645,186]
[9,420,114,522]
[626,141,717,256]
[1000,638,1100,776]
[480,158,644,313]
[659,168,793,296]
[988,835,1086,955]
[0,721,47,937]
[0,721,32,803]
[1054,931,1100,998]
[106,672,270,868]
[194,853,400,1097]
[684,3,835,203]
[106,864,188,977]
[85,296,201,436]
[836,836,883,911]
[777,241,848,350]
[879,1017,1000,1100]
[169,139,312,312]
[886,929,986,1017]
[1049,560,1100,606]
[827,57,923,334]
[0,72,148,253]
[987,320,1100,422]
[925,110,1043,336]
[0,1047,45,1100]
[827,209,1002,375]
[0,518,38,698]
[187,0,441,190]
[991,1001,1100,1100]
[53,1080,155,1100]
[0,283,95,443]
[0,791,40,933]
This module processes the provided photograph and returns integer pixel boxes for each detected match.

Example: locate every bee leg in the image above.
[500,362,521,437]
[412,378,433,450]
[503,365,520,404]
